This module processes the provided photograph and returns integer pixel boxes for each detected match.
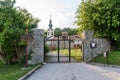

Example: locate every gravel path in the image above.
[27,63,120,80]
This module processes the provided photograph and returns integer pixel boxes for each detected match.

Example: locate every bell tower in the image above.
[47,16,54,38]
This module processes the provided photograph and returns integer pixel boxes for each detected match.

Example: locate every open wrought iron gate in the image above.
[44,35,83,63]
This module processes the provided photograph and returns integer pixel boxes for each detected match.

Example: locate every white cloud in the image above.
[53,13,75,28]
[15,0,81,30]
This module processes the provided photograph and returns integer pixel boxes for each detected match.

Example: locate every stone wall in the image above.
[83,30,110,62]
[93,38,110,55]
[28,28,44,64]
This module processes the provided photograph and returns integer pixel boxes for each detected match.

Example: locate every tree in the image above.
[62,28,78,35]
[75,0,120,49]
[54,28,62,36]
[54,27,78,36]
[62,28,71,34]
[70,28,78,35]
[0,0,39,64]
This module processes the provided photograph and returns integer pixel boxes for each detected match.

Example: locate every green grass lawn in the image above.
[54,49,83,61]
[91,51,120,65]
[0,61,41,80]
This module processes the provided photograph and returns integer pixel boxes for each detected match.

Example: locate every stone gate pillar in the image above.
[83,30,93,62]
[28,28,44,64]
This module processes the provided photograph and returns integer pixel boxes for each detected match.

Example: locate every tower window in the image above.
[51,32,53,35]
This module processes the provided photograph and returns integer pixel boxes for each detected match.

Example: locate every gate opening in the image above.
[44,35,83,63]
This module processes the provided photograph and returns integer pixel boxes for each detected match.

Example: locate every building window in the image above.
[51,32,53,35]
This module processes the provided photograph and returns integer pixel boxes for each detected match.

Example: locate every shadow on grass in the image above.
[90,51,120,65]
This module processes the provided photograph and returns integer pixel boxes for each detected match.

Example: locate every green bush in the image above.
[44,44,50,55]
[0,0,39,65]
[18,41,27,46]
[17,49,33,65]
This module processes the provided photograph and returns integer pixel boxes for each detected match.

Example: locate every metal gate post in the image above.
[82,41,84,62]
[58,36,60,62]
[69,36,71,62]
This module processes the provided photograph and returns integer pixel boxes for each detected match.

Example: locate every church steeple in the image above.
[47,15,54,38]
[48,15,53,29]
[49,19,53,29]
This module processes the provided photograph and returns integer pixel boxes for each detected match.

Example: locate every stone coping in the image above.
[18,63,44,80]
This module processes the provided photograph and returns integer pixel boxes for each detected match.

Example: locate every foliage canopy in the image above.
[75,0,120,49]
[54,27,78,36]
[0,0,39,64]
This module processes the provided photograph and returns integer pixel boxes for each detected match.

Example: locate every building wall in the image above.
[46,40,75,49]
[47,29,54,38]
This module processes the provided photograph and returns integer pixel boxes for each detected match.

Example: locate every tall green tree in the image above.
[0,0,39,64]
[75,0,120,49]
[62,28,78,35]
[54,28,62,36]
[54,27,78,36]
[70,28,78,35]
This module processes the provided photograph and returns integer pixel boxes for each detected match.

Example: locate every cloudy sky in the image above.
[15,0,81,30]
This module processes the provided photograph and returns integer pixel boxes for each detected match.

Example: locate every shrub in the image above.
[44,44,50,55]
[17,48,33,65]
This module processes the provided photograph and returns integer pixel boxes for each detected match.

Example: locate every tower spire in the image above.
[49,15,53,29]
[47,15,54,38]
